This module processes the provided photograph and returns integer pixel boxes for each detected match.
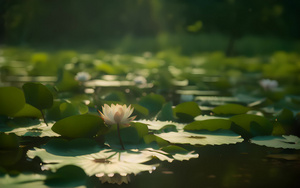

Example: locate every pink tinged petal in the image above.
[114,107,125,124]
[129,115,137,121]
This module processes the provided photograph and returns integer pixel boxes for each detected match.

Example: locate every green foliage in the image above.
[12,104,42,118]
[156,102,175,121]
[0,87,26,117]
[251,135,300,149]
[212,104,250,115]
[230,114,273,138]
[22,82,54,110]
[0,132,19,150]
[1,47,300,186]
[173,102,201,122]
[138,94,165,117]
[52,114,105,138]
[43,138,102,156]
[45,165,87,187]
[184,119,232,131]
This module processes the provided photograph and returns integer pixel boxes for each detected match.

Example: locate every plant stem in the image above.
[117,123,125,150]
[41,110,48,126]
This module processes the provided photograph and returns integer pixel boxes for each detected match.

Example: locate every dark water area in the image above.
[89,142,300,188]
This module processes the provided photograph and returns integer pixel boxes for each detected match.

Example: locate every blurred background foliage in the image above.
[0,0,299,56]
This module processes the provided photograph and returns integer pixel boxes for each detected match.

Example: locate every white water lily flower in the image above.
[75,71,91,82]
[259,79,278,91]
[99,104,136,126]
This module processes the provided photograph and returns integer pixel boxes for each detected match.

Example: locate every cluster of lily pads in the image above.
[0,48,300,187]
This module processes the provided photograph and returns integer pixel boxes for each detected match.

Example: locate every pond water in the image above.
[1,49,300,187]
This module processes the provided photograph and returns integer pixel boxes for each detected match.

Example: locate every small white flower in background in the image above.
[99,104,136,126]
[259,79,278,91]
[133,76,147,85]
[75,72,91,82]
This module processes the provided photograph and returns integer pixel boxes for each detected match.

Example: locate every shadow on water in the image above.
[86,142,300,188]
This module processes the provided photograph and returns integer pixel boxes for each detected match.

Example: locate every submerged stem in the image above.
[117,123,125,150]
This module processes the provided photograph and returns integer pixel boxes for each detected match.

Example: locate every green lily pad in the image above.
[22,82,54,110]
[131,104,149,118]
[0,173,46,188]
[0,148,23,166]
[250,135,300,149]
[155,130,243,145]
[43,138,103,156]
[275,108,294,124]
[135,120,185,131]
[184,119,232,131]
[138,94,165,116]
[0,132,19,149]
[11,104,42,118]
[173,102,201,122]
[156,102,175,121]
[8,121,59,137]
[52,114,105,138]
[161,145,199,161]
[212,104,250,115]
[45,165,87,187]
[0,87,26,117]
[230,114,273,137]
[27,148,159,176]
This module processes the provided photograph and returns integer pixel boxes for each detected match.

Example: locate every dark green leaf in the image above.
[138,93,165,116]
[52,114,105,138]
[212,104,250,115]
[156,102,175,121]
[0,87,26,116]
[131,104,149,118]
[230,114,273,137]
[43,138,102,156]
[22,82,53,110]
[45,165,87,187]
[173,102,201,122]
[11,104,42,118]
[0,132,19,149]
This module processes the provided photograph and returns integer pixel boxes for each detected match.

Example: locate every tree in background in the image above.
[0,0,299,55]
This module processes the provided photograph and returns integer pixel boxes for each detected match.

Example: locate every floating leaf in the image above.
[156,102,175,121]
[250,135,300,149]
[173,102,201,122]
[143,134,169,148]
[45,165,87,187]
[22,82,54,110]
[0,173,46,188]
[105,123,148,149]
[0,148,23,166]
[43,138,102,156]
[105,127,141,149]
[8,122,59,137]
[212,104,250,115]
[230,114,273,137]
[156,130,243,145]
[184,119,232,131]
[135,120,185,131]
[138,94,165,116]
[0,132,19,149]
[0,87,26,116]
[131,104,149,118]
[52,114,105,138]
[161,145,199,161]
[11,104,42,118]
[27,148,159,176]
[275,108,294,124]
